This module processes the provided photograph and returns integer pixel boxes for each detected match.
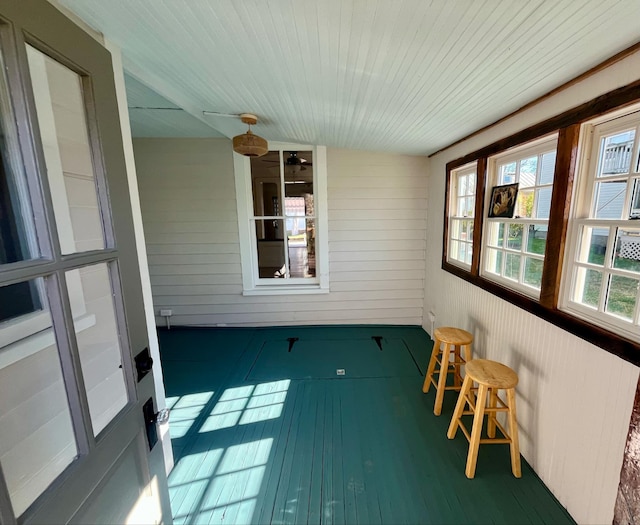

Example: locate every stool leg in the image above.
[422,337,441,393]
[466,383,488,479]
[453,345,461,388]
[434,343,452,415]
[447,375,471,439]
[487,388,498,438]
[506,387,522,478]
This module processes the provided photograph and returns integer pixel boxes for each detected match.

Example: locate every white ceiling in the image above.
[59,0,640,155]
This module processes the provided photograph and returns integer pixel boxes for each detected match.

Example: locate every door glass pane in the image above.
[255,219,285,278]
[0,278,78,516]
[26,45,106,254]
[0,49,40,264]
[65,263,128,435]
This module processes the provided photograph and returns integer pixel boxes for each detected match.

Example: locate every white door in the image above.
[0,1,170,524]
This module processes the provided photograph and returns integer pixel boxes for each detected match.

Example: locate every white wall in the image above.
[425,50,640,525]
[134,139,428,326]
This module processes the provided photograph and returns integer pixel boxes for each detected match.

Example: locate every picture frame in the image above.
[488,183,519,218]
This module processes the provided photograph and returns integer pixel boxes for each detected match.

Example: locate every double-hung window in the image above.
[447,163,477,268]
[234,143,329,294]
[563,111,640,339]
[482,137,557,297]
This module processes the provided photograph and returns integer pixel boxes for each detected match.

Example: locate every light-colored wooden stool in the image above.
[447,359,521,479]
[422,327,473,416]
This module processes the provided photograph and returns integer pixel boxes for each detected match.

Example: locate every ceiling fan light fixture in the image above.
[233,113,268,157]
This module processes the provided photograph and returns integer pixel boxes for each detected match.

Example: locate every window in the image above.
[234,143,329,294]
[482,137,557,296]
[563,111,640,340]
[447,163,476,268]
[442,87,640,360]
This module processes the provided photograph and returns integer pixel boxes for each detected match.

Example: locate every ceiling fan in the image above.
[264,151,313,170]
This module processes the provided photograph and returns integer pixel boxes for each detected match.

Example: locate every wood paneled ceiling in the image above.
[59,0,640,154]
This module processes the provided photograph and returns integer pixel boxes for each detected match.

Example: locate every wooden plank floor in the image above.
[160,326,575,525]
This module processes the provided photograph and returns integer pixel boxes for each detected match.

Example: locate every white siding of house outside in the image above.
[134,139,427,326]
[425,47,640,525]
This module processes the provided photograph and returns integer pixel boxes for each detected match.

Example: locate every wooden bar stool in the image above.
[447,359,521,479]
[422,327,473,416]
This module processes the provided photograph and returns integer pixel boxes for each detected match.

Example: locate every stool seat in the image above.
[423,326,473,415]
[465,359,518,389]
[447,359,521,479]
[433,327,473,346]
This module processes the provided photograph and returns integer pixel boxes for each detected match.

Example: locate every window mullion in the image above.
[471,157,487,275]
[539,124,580,308]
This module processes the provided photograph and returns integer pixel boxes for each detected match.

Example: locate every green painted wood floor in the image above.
[160,326,575,525]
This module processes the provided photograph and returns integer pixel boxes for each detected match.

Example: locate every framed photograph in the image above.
[488,183,519,218]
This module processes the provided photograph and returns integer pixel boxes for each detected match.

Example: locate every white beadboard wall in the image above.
[425,49,640,525]
[134,139,427,326]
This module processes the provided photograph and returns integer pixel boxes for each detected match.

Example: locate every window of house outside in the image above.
[482,136,557,297]
[562,111,640,340]
[234,143,329,295]
[447,163,476,268]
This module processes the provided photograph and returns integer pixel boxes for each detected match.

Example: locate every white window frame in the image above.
[481,134,558,298]
[561,107,640,342]
[447,162,477,269]
[233,142,329,295]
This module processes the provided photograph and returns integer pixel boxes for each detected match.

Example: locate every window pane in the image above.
[579,227,609,265]
[449,239,459,260]
[467,174,476,195]
[255,219,286,278]
[450,219,461,240]
[465,243,473,265]
[593,181,626,219]
[499,162,516,184]
[539,151,556,185]
[287,218,315,278]
[0,50,39,264]
[606,275,638,320]
[464,197,474,217]
[524,257,543,288]
[630,179,640,219]
[516,189,534,218]
[535,187,552,219]
[66,264,128,435]
[576,268,602,308]
[486,222,504,247]
[519,156,537,187]
[0,278,78,516]
[614,229,640,273]
[505,253,521,280]
[486,248,502,275]
[526,225,547,255]
[507,224,523,250]
[284,151,313,201]
[598,130,635,177]
[26,45,106,254]
[458,174,467,196]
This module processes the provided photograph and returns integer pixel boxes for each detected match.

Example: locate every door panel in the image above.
[0,1,169,524]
